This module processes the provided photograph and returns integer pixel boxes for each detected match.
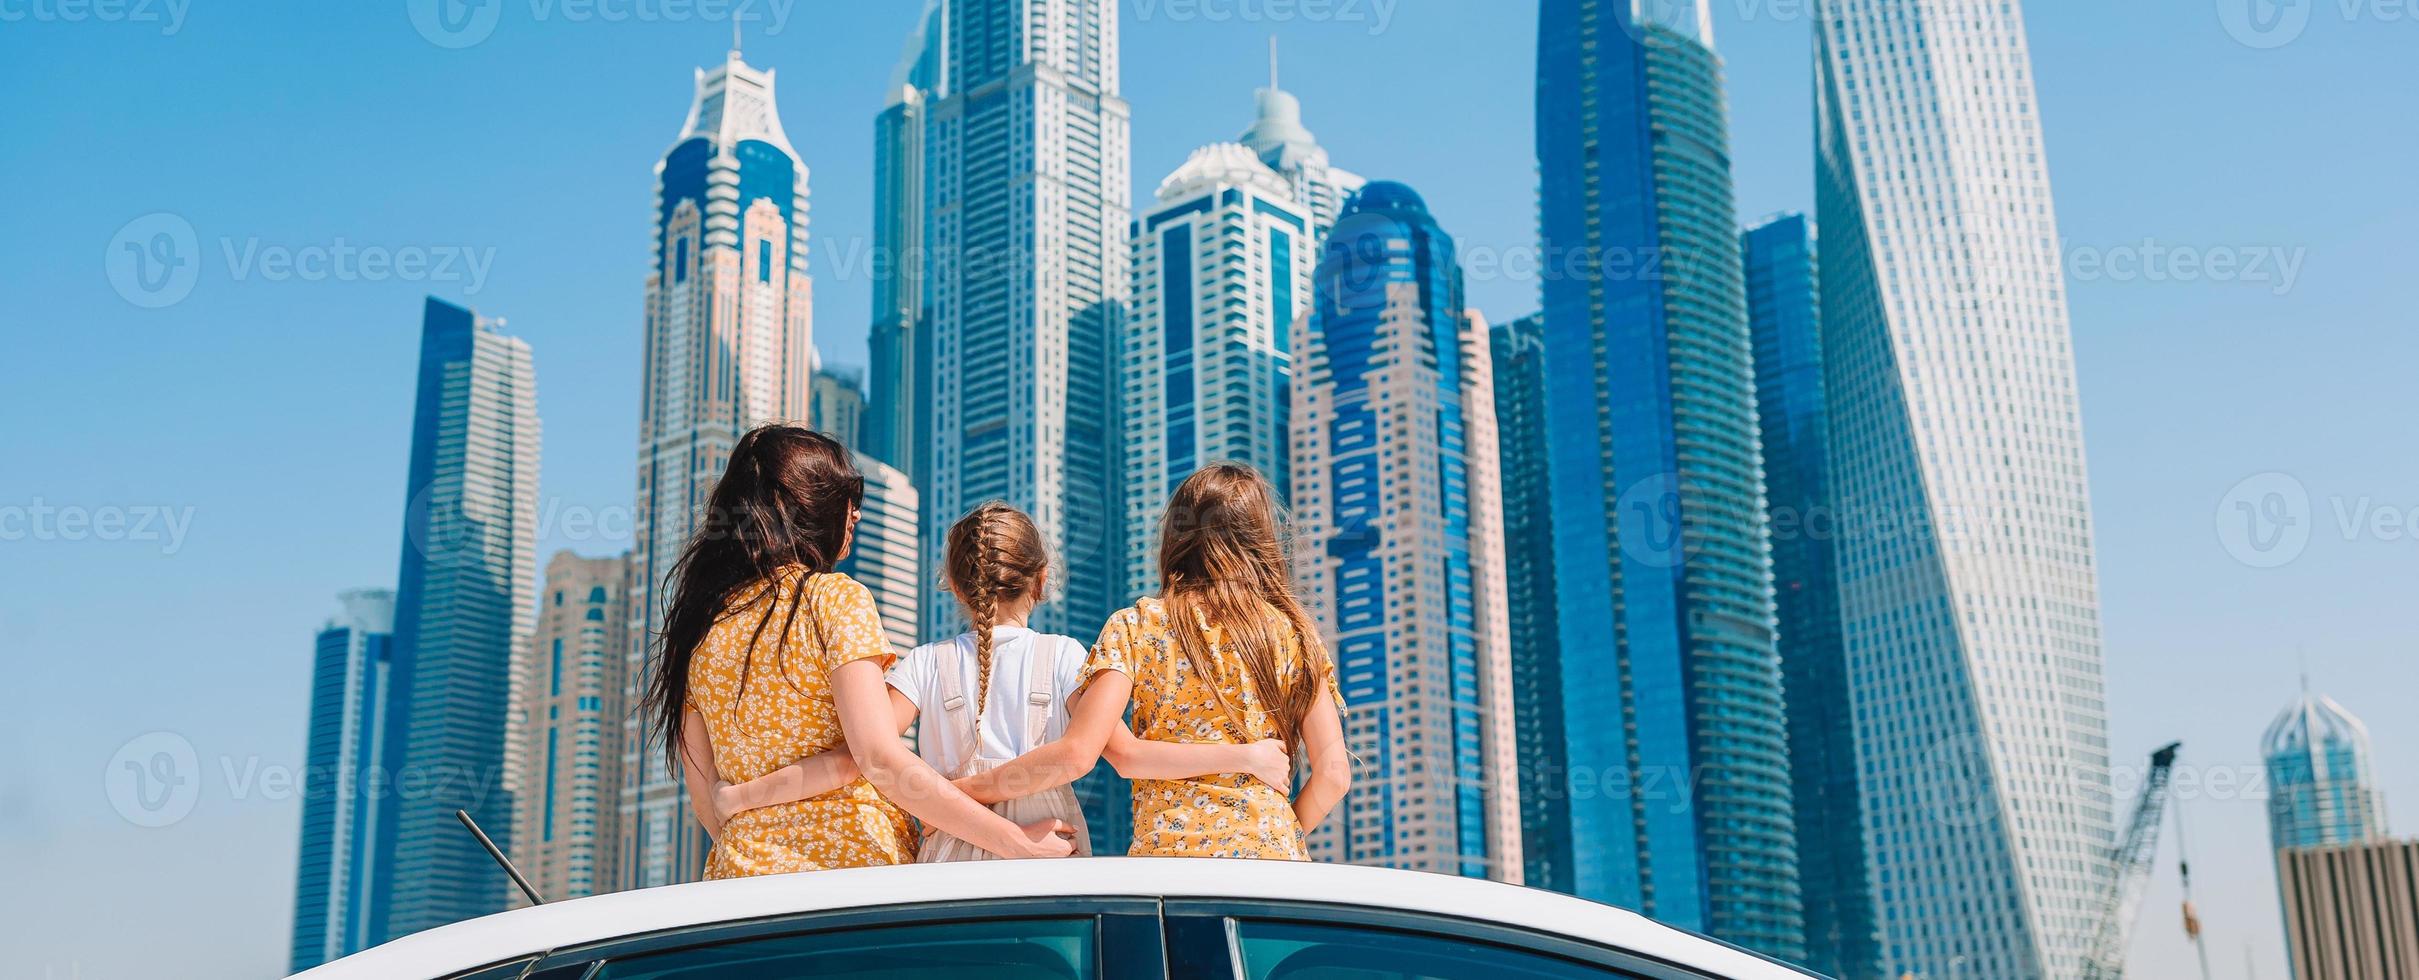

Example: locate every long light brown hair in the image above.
[945,502,1050,715]
[1157,463,1331,749]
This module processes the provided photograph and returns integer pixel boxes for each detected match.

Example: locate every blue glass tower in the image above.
[1744,214,1878,980]
[1294,181,1523,878]
[2264,686,2387,851]
[289,590,395,972]
[373,296,540,940]
[1535,0,1802,957]
[1490,312,1567,891]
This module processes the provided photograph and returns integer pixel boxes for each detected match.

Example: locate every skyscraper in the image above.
[1488,312,1566,893]
[2276,838,2419,980]
[1535,0,1802,957]
[1816,1,2114,975]
[811,361,867,452]
[1123,143,1312,593]
[1292,181,1521,882]
[289,589,395,972]
[623,46,814,890]
[509,551,630,906]
[374,297,540,940]
[1237,41,1364,239]
[1743,213,1879,980]
[920,0,1132,840]
[2264,686,2388,851]
[838,457,922,657]
[867,0,943,486]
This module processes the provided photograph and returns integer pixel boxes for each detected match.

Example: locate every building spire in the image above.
[731,15,743,59]
[1268,35,1280,90]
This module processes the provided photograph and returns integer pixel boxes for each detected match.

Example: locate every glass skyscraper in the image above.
[2264,686,2387,851]
[1534,0,1802,958]
[1292,182,1522,881]
[1488,312,1566,892]
[867,0,943,486]
[1816,1,2114,976]
[508,551,630,906]
[1744,214,1880,980]
[919,0,1132,841]
[1123,142,1312,593]
[289,589,395,972]
[374,296,540,941]
[622,46,816,890]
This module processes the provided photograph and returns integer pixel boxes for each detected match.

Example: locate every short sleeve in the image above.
[799,573,892,674]
[886,642,933,711]
[1079,606,1141,692]
[1052,635,1088,700]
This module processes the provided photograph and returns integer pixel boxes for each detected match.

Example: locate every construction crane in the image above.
[2079,741,2191,980]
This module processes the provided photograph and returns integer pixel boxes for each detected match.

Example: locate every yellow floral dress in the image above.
[1082,595,1342,859]
[688,568,916,878]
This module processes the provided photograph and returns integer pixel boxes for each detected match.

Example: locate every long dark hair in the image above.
[1158,462,1331,751]
[643,424,863,766]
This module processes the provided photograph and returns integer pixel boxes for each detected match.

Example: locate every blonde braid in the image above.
[946,502,1048,718]
[970,554,1000,717]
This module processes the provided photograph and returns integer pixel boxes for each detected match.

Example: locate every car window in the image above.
[587,917,1095,979]
[1232,919,1648,980]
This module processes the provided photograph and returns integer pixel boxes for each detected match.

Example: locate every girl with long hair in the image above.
[641,424,1072,877]
[970,462,1352,858]
[713,501,1291,860]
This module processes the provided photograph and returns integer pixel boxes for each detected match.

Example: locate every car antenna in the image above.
[456,809,547,906]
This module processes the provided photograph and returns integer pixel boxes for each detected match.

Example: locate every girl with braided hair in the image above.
[715,500,1291,861]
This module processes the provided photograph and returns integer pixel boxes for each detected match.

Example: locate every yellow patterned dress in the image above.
[1082,595,1342,859]
[688,568,916,878]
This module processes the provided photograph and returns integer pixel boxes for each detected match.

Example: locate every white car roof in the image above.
[299,858,1812,979]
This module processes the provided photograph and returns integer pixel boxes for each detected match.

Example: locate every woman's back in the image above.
[686,567,914,876]
[1087,595,1339,859]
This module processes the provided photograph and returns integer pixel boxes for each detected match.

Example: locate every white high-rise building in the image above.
[1123,144,1312,592]
[622,45,814,890]
[839,457,921,657]
[922,0,1130,639]
[1236,42,1363,239]
[921,0,1134,841]
[1815,2,2113,977]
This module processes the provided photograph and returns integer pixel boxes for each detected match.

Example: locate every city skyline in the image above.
[4,3,2419,972]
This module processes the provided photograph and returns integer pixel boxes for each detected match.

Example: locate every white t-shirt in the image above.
[884,626,1088,778]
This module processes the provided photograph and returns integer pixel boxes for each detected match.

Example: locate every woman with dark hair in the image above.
[641,424,1073,876]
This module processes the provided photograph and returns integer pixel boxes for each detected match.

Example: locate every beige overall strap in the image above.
[1021,636,1065,747]
[935,634,978,767]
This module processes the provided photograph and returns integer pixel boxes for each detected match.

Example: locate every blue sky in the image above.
[1,2,2413,977]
